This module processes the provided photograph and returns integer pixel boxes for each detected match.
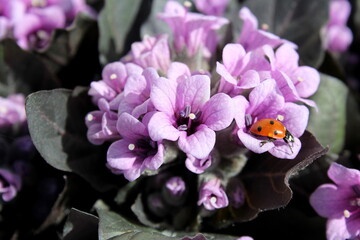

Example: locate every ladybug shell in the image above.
[250,118,287,139]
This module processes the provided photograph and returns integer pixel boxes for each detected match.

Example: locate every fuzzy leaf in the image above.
[307,74,348,154]
[243,0,329,67]
[97,207,239,240]
[98,0,144,64]
[208,131,327,226]
[26,87,122,192]
[63,208,99,240]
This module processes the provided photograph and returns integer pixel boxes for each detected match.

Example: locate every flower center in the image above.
[31,0,47,7]
[177,105,201,134]
[127,138,157,158]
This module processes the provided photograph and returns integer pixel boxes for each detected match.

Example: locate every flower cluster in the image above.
[310,163,360,240]
[0,0,96,50]
[85,1,319,212]
[322,0,353,52]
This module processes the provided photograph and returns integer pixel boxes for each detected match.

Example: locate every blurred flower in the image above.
[310,163,360,240]
[0,169,21,202]
[0,94,26,128]
[107,112,164,181]
[194,0,230,16]
[158,0,228,58]
[185,153,212,174]
[148,74,233,159]
[198,178,228,210]
[322,0,353,52]
[162,176,187,206]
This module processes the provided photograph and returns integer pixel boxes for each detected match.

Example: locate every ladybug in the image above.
[249,118,295,153]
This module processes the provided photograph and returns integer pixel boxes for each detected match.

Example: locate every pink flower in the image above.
[310,163,360,240]
[194,0,230,16]
[198,178,229,210]
[148,74,234,159]
[0,94,26,128]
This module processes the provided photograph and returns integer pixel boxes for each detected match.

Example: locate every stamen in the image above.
[178,124,188,131]
[261,23,269,30]
[210,196,217,204]
[188,113,196,120]
[297,76,304,82]
[344,209,351,218]
[128,143,135,151]
[184,1,192,8]
[110,73,117,80]
[277,115,284,121]
[86,114,94,121]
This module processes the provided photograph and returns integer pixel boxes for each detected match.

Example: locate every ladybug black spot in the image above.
[257,126,262,132]
[270,120,275,125]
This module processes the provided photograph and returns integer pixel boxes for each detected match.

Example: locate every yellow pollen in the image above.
[188,113,196,120]
[210,196,217,204]
[0,106,7,114]
[261,23,269,30]
[344,209,351,218]
[110,74,117,80]
[86,114,94,121]
[184,1,192,8]
[297,76,304,82]
[128,143,135,151]
[277,115,284,121]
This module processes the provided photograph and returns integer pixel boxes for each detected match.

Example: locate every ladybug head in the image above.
[284,130,294,144]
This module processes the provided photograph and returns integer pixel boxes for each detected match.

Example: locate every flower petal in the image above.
[148,111,180,141]
[328,162,360,187]
[178,125,215,159]
[268,136,301,159]
[237,129,274,153]
[117,113,147,140]
[326,218,352,240]
[278,102,309,137]
[150,77,177,116]
[201,93,233,131]
[107,140,138,171]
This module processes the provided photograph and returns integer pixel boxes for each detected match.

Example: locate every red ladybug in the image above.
[249,118,295,153]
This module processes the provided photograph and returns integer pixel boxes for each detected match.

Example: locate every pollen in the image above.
[188,113,196,120]
[277,114,284,121]
[86,114,94,121]
[297,76,304,82]
[261,23,269,30]
[110,73,117,80]
[128,143,135,151]
[184,1,192,8]
[210,196,217,204]
[344,209,351,218]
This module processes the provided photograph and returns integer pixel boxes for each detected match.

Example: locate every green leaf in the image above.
[243,0,329,67]
[307,74,348,154]
[98,0,143,64]
[25,87,122,192]
[63,208,99,240]
[97,205,239,240]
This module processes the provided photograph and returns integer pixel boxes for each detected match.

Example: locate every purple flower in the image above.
[118,67,159,118]
[162,176,187,206]
[88,62,143,105]
[107,112,164,181]
[322,0,353,52]
[234,79,309,159]
[0,94,26,128]
[148,74,234,159]
[237,7,293,51]
[0,169,21,201]
[194,0,230,16]
[158,0,228,58]
[85,98,119,145]
[123,34,171,74]
[216,43,261,95]
[197,178,229,210]
[185,153,212,174]
[310,163,360,240]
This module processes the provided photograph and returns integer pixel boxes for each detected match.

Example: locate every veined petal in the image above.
[150,77,177,115]
[237,130,274,154]
[328,163,360,187]
[117,113,147,140]
[178,125,215,159]
[148,112,180,141]
[268,136,301,159]
[107,140,138,171]
[222,43,246,74]
[278,102,309,137]
[201,93,233,131]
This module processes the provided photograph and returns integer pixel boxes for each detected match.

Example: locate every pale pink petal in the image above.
[148,112,180,141]
[107,140,138,171]
[237,129,274,154]
[326,218,352,240]
[150,77,177,116]
[116,113,147,140]
[268,136,301,159]
[328,163,360,187]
